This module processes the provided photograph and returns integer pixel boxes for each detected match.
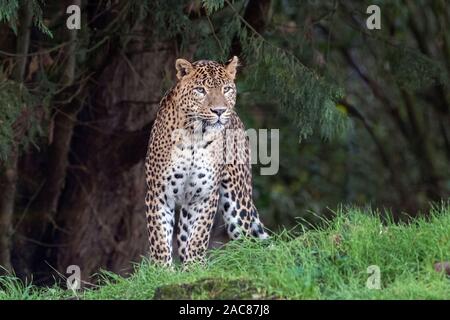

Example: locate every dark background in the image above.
[0,0,448,284]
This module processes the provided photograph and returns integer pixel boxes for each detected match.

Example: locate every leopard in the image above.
[144,56,268,267]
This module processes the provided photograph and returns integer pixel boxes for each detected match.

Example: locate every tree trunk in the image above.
[35,42,177,284]
[0,0,33,273]
[0,155,18,272]
[25,2,83,268]
[33,0,81,218]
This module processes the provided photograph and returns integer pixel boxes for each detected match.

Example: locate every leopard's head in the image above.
[174,56,239,129]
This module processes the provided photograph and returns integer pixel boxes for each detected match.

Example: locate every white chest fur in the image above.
[164,130,223,206]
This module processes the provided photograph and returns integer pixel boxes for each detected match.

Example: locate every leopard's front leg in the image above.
[145,189,175,266]
[177,191,219,265]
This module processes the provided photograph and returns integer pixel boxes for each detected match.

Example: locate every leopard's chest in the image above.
[164,136,223,205]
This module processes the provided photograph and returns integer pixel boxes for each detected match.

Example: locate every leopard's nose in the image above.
[210,107,226,116]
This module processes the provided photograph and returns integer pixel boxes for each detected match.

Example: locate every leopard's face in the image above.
[175,57,239,129]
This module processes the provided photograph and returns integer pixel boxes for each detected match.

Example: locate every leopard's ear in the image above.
[225,56,239,80]
[175,58,194,80]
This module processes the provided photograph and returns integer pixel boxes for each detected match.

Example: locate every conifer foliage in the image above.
[0,0,448,281]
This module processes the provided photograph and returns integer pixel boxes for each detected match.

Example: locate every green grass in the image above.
[1,204,449,300]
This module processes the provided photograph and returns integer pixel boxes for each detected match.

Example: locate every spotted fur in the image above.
[144,56,268,266]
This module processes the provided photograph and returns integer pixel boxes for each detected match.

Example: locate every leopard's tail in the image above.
[250,205,270,239]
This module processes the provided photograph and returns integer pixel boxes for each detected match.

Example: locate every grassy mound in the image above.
[1,204,449,300]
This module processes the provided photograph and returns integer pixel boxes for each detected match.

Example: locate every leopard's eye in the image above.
[223,85,233,94]
[194,87,206,95]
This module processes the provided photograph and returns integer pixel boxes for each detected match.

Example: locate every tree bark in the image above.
[32,0,81,236]
[0,0,33,273]
[230,0,272,58]
[0,156,18,272]
[38,42,177,284]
